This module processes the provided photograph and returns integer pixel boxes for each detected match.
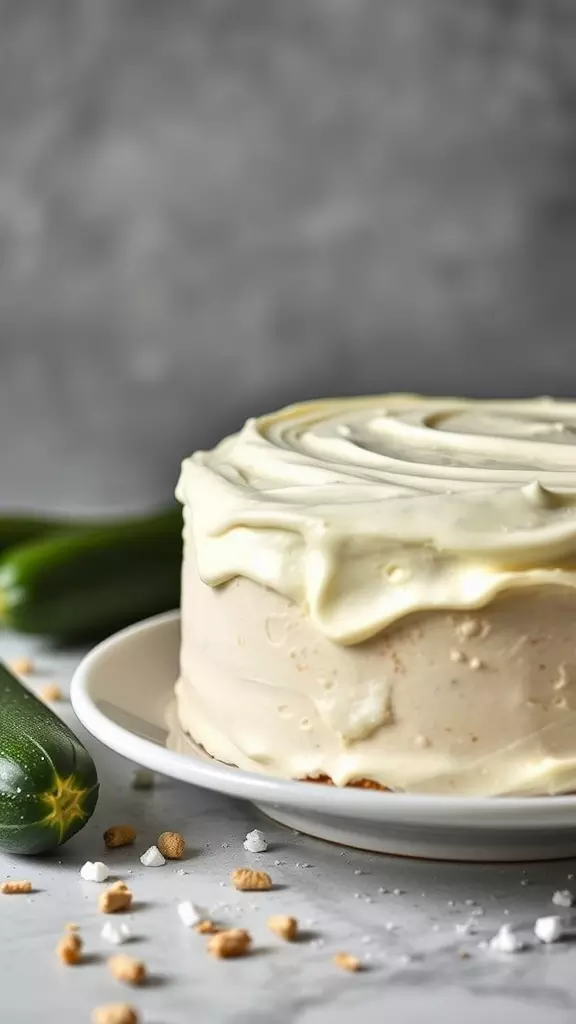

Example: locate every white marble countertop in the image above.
[2,631,576,1024]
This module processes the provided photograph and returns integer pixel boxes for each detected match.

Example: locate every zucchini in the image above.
[0,514,73,555]
[0,507,182,643]
[0,662,99,854]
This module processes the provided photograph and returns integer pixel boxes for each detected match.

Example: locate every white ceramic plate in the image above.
[71,611,576,862]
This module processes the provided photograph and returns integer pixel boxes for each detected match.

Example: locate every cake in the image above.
[174,395,576,797]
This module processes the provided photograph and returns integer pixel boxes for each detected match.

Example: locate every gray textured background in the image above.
[1,0,576,512]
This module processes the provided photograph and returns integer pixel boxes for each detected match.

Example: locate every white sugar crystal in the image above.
[489,924,524,954]
[552,889,574,908]
[243,829,268,853]
[80,861,109,883]
[140,845,165,867]
[101,921,131,945]
[456,919,478,936]
[178,901,202,928]
[534,916,564,944]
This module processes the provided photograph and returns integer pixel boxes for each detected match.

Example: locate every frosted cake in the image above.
[175,396,576,796]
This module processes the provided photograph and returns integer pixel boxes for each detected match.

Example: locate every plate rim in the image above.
[70,611,576,829]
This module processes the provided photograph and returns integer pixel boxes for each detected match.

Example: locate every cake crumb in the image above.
[268,915,298,941]
[104,825,136,849]
[39,683,63,702]
[157,831,185,860]
[195,920,222,935]
[1,880,32,894]
[333,952,362,972]
[230,868,272,891]
[9,657,34,675]
[207,928,252,958]
[108,954,146,986]
[56,930,83,965]
[92,1004,139,1024]
[99,882,133,914]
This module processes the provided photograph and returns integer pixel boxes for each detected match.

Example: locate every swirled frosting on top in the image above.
[177,396,576,644]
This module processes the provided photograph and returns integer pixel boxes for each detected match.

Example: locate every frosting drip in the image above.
[177,396,576,644]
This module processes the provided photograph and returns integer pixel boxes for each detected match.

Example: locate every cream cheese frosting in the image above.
[176,395,576,644]
[175,395,576,797]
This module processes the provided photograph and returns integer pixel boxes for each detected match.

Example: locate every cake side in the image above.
[176,555,576,796]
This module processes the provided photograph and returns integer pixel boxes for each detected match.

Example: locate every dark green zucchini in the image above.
[0,507,182,642]
[0,662,99,854]
[0,514,73,555]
